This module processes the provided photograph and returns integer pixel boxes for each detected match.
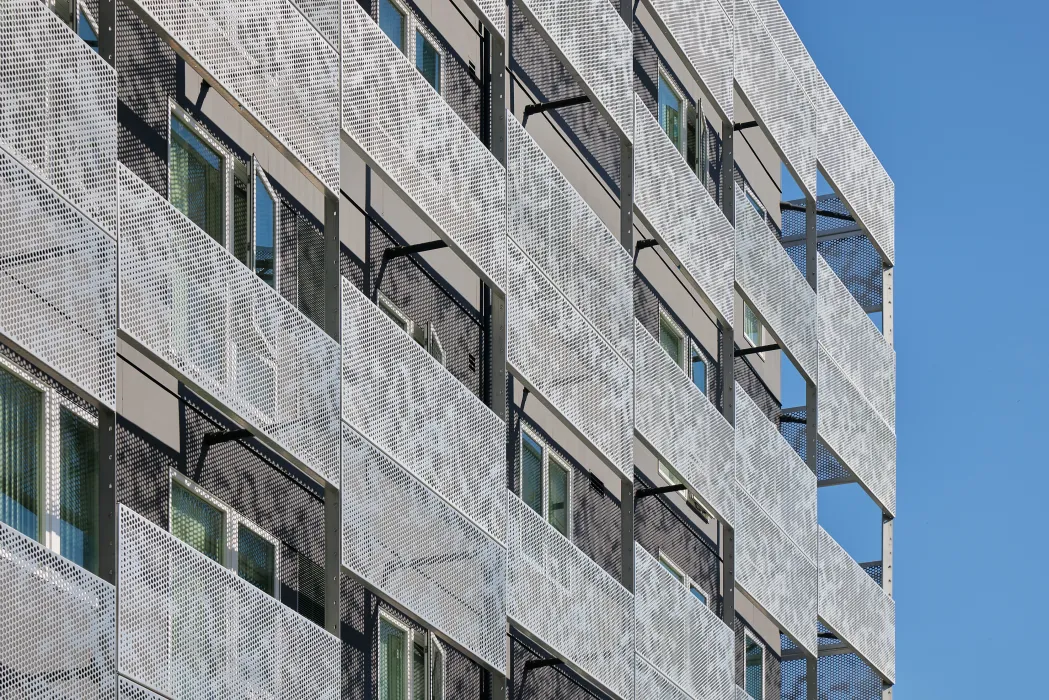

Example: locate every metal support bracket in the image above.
[635,483,687,500]
[523,658,564,671]
[522,95,590,127]
[382,239,449,260]
[735,343,779,357]
[733,121,759,131]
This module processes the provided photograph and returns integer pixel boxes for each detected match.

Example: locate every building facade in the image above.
[0,0,896,698]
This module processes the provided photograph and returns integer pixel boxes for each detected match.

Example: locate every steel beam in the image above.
[96,406,116,585]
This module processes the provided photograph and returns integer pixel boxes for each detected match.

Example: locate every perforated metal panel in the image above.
[634,322,734,525]
[748,0,819,104]
[0,522,115,699]
[734,384,816,561]
[0,151,116,408]
[118,676,165,700]
[734,484,817,656]
[817,254,895,429]
[342,425,507,670]
[817,347,896,516]
[470,0,506,39]
[643,0,734,120]
[634,97,735,326]
[818,527,895,683]
[290,0,340,49]
[507,492,634,700]
[118,506,340,699]
[733,0,816,197]
[507,115,632,362]
[634,545,734,700]
[118,166,341,485]
[735,685,750,700]
[516,0,633,140]
[341,279,506,542]
[633,654,692,700]
[506,241,633,478]
[131,0,339,192]
[734,185,816,382]
[342,0,506,291]
[0,0,117,233]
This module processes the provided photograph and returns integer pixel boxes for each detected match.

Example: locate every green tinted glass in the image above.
[58,407,98,571]
[171,482,224,562]
[0,365,42,540]
[237,524,275,594]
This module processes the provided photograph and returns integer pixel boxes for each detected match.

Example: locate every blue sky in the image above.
[780,0,1049,696]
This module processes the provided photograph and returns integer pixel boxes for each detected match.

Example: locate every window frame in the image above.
[251,162,279,290]
[658,308,688,374]
[690,338,708,396]
[519,426,572,539]
[378,292,415,334]
[413,22,444,94]
[657,550,710,609]
[743,628,765,700]
[378,0,409,54]
[167,101,232,248]
[378,611,412,700]
[657,460,712,523]
[657,66,686,156]
[377,611,447,700]
[743,301,764,351]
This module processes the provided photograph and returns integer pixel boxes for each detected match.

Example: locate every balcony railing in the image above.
[0,152,116,408]
[818,527,895,682]
[633,96,735,326]
[118,166,341,485]
[342,0,506,291]
[507,492,634,699]
[0,522,115,699]
[634,321,734,525]
[634,545,734,700]
[289,0,339,49]
[342,424,507,670]
[120,677,165,699]
[118,506,340,698]
[341,279,506,542]
[748,0,820,105]
[506,241,633,478]
[0,0,117,233]
[634,654,691,700]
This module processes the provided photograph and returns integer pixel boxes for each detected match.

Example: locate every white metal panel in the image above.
[0,152,116,408]
[818,527,895,682]
[748,0,819,104]
[118,677,165,700]
[341,279,506,542]
[634,96,735,326]
[507,492,634,700]
[634,545,735,700]
[0,522,116,699]
[471,0,506,39]
[507,114,632,362]
[342,425,507,670]
[734,185,817,382]
[342,0,506,291]
[290,0,340,49]
[506,241,633,478]
[118,166,341,485]
[634,322,734,525]
[0,0,117,233]
[634,654,692,700]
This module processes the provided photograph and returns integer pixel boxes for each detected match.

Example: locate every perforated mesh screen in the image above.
[118,676,165,699]
[634,545,734,700]
[747,0,819,104]
[291,0,340,49]
[507,115,633,362]
[0,152,116,407]
[118,506,340,698]
[341,280,506,542]
[341,425,507,671]
[0,0,117,233]
[634,654,692,700]
[634,96,735,326]
[780,651,884,700]
[0,521,115,698]
[118,166,341,485]
[342,0,506,291]
[507,492,634,699]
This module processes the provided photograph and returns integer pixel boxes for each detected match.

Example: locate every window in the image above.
[77,10,99,52]
[377,295,447,366]
[689,583,708,606]
[379,615,408,700]
[237,523,276,594]
[691,341,707,396]
[379,613,445,700]
[171,481,225,563]
[658,70,684,153]
[744,631,764,700]
[254,169,277,288]
[379,293,412,332]
[379,0,407,53]
[169,112,227,245]
[658,551,711,608]
[519,429,571,537]
[743,303,763,348]
[412,637,427,700]
[520,432,544,515]
[658,461,712,523]
[658,552,686,585]
[57,406,99,571]
[547,457,569,537]
[431,638,445,700]
[658,311,686,372]
[0,362,43,541]
[416,29,441,92]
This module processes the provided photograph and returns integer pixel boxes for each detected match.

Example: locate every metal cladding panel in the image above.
[342,425,507,670]
[516,0,633,141]
[472,0,506,39]
[749,0,819,104]
[507,493,634,700]
[342,0,506,291]
[0,0,117,232]
[118,167,341,485]
[118,677,165,699]
[736,686,750,700]
[818,527,895,682]
[817,254,895,429]
[733,0,817,197]
[734,185,816,382]
[634,322,734,525]
[735,484,817,656]
[734,385,816,561]
[507,115,632,362]
[817,347,896,515]
[132,0,340,192]
[118,506,340,699]
[644,0,734,121]
[290,0,340,49]
[634,97,735,326]
[817,74,895,264]
[0,522,116,699]
[341,279,506,542]
[0,152,116,408]
[634,545,734,700]
[506,241,633,478]
[634,655,692,700]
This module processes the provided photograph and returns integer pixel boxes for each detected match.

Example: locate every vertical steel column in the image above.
[719,116,736,628]
[97,407,116,585]
[881,263,894,700]
[323,191,342,635]
[804,196,819,473]
[97,0,115,67]
[618,0,635,595]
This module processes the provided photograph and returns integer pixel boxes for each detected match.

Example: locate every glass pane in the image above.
[745,635,764,699]
[170,116,225,245]
[171,482,224,562]
[658,75,682,149]
[659,316,683,368]
[78,12,99,51]
[238,524,275,594]
[233,173,250,267]
[520,434,543,515]
[0,365,42,539]
[659,556,685,584]
[416,31,441,92]
[412,641,427,700]
[379,0,406,52]
[379,620,407,700]
[431,644,444,700]
[691,349,707,396]
[744,304,761,346]
[58,408,98,571]
[254,175,276,287]
[690,585,707,605]
[547,460,569,536]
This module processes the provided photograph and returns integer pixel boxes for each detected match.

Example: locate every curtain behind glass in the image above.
[0,366,42,539]
[379,620,406,700]
[171,483,224,562]
[58,407,98,572]
[170,116,225,245]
